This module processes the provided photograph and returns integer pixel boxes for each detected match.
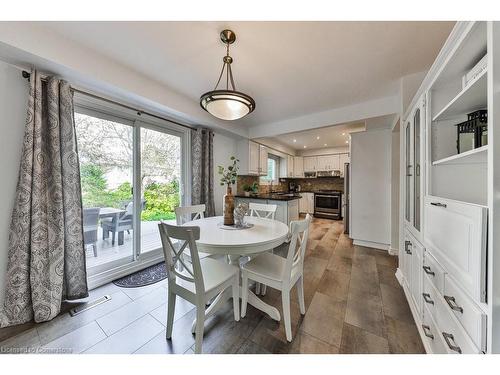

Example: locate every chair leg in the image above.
[194,305,205,354]
[255,282,261,295]
[166,291,176,339]
[261,285,267,296]
[297,276,306,315]
[232,275,240,322]
[118,231,124,246]
[282,289,292,342]
[92,244,98,257]
[241,274,249,318]
[112,231,116,245]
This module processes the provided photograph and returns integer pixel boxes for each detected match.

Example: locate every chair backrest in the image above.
[175,204,206,225]
[249,202,277,219]
[83,208,100,230]
[158,222,205,295]
[284,214,312,281]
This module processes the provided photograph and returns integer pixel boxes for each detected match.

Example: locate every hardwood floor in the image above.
[0,217,424,354]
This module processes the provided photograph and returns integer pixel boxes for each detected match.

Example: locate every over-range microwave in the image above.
[304,172,317,178]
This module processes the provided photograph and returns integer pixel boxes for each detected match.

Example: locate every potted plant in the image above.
[250,181,259,195]
[218,156,239,225]
[242,184,253,197]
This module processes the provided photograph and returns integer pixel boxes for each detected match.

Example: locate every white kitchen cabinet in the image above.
[236,140,267,176]
[303,156,317,172]
[235,197,299,225]
[293,156,304,177]
[259,145,268,176]
[299,192,314,214]
[316,155,338,171]
[403,230,423,318]
[287,155,294,177]
[424,196,487,303]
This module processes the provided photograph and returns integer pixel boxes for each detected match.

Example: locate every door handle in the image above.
[422,265,435,276]
[422,324,434,339]
[444,295,464,314]
[422,293,434,305]
[430,202,447,208]
[442,332,462,354]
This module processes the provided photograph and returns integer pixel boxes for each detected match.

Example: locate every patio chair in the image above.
[83,207,101,257]
[101,199,146,246]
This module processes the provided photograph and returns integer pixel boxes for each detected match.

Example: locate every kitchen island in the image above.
[234,193,300,225]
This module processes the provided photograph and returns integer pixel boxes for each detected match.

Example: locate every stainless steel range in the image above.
[314,190,342,220]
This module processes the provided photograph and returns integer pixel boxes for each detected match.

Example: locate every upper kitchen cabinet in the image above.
[403,95,425,238]
[303,156,317,172]
[293,156,304,177]
[317,155,339,171]
[280,154,294,178]
[259,145,268,176]
[237,140,267,176]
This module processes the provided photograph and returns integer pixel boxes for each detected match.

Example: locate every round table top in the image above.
[182,216,289,256]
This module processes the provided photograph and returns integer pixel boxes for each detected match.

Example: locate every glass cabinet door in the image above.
[405,121,412,223]
[413,108,421,231]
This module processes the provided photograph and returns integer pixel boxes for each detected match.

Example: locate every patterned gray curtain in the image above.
[191,128,215,216]
[0,71,88,327]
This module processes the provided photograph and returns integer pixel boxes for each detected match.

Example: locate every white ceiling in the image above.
[264,122,366,151]
[41,21,454,128]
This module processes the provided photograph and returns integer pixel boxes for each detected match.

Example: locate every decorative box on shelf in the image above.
[456,110,488,154]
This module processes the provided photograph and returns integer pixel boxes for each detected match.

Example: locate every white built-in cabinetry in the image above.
[302,153,349,173]
[399,22,491,354]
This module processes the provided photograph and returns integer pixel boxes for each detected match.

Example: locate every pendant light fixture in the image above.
[200,29,255,121]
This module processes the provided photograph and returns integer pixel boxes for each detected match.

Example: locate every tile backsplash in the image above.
[236,176,344,195]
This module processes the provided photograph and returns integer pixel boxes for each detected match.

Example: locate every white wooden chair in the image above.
[158,222,240,354]
[248,202,277,295]
[175,205,213,266]
[249,202,277,219]
[240,214,312,342]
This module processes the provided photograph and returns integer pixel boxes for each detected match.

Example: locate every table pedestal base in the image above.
[191,254,281,333]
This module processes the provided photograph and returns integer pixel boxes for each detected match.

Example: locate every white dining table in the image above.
[183,215,289,322]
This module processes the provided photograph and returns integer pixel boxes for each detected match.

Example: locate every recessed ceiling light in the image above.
[324,143,327,146]
[342,132,346,136]
[345,141,349,144]
[293,139,297,143]
[316,136,320,140]
[303,145,307,148]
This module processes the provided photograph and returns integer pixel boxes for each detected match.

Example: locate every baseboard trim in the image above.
[388,247,399,256]
[352,239,390,251]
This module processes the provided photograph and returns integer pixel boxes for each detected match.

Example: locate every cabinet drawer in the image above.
[423,196,487,302]
[443,274,487,351]
[422,304,447,354]
[423,250,446,294]
[422,275,481,354]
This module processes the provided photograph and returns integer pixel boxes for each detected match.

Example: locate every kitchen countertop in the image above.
[235,194,302,201]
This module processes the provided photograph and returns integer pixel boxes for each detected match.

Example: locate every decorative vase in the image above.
[244,191,250,197]
[223,186,235,225]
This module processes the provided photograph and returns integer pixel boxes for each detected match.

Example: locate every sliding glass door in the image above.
[74,105,187,279]
[139,125,182,255]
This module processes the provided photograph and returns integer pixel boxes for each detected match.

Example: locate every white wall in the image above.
[0,60,29,304]
[213,133,237,215]
[350,128,392,249]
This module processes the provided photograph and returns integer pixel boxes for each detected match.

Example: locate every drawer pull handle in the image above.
[422,293,434,305]
[422,266,435,276]
[444,295,464,314]
[405,240,412,255]
[442,332,462,354]
[422,325,434,339]
[430,202,447,208]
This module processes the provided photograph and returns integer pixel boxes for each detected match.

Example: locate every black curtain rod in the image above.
[21,70,196,131]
